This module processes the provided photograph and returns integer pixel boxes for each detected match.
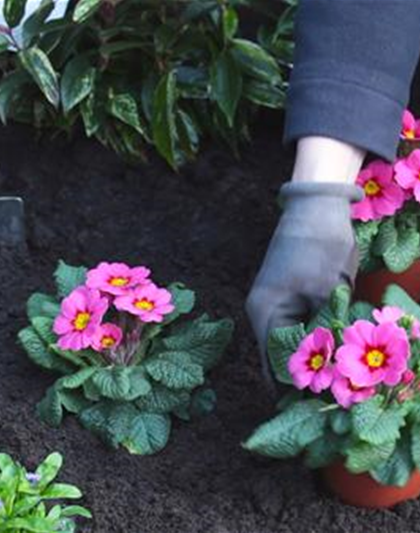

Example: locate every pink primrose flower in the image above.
[53,287,108,351]
[114,283,174,323]
[86,262,151,296]
[374,305,420,340]
[402,369,416,385]
[288,327,335,394]
[91,323,123,352]
[335,320,410,388]
[401,110,420,140]
[351,160,405,221]
[394,150,420,203]
[373,306,404,324]
[331,373,376,409]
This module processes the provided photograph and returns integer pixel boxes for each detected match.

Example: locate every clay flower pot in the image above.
[322,461,420,508]
[355,259,420,306]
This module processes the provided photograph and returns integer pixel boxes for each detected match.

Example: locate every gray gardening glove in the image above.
[246,181,364,384]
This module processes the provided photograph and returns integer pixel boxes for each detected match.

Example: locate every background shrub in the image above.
[0,0,296,167]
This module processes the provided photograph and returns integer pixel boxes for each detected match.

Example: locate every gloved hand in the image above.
[246,181,364,384]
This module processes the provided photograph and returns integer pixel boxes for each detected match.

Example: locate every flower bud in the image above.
[402,369,415,385]
[398,389,414,402]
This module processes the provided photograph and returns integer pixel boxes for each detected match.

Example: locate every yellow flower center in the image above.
[74,312,91,331]
[109,276,129,287]
[405,129,415,139]
[101,336,116,348]
[365,349,386,368]
[364,179,381,197]
[135,299,154,311]
[310,353,325,371]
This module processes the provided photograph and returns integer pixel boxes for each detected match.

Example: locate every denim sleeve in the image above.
[283,0,420,161]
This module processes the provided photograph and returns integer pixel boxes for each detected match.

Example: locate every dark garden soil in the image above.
[3,110,420,533]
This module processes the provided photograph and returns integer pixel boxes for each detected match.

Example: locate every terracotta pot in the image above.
[322,461,420,508]
[355,259,420,306]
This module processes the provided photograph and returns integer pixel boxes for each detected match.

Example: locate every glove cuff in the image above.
[280,181,364,204]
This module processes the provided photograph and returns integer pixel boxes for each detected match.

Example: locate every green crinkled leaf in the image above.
[351,395,406,446]
[382,284,420,322]
[123,412,171,455]
[372,217,397,256]
[125,368,151,400]
[100,403,138,447]
[27,293,60,320]
[383,226,420,273]
[19,47,60,108]
[145,351,204,390]
[345,440,395,474]
[304,432,342,469]
[61,55,96,113]
[160,315,233,371]
[267,324,306,385]
[54,260,87,298]
[330,284,351,324]
[91,367,131,401]
[31,317,56,344]
[354,220,380,271]
[79,402,116,446]
[73,0,102,23]
[411,422,420,470]
[164,282,195,324]
[37,387,63,428]
[349,301,374,323]
[370,434,414,487]
[58,389,91,415]
[189,388,217,418]
[135,385,190,414]
[18,327,73,374]
[329,409,352,435]
[243,400,328,458]
[59,368,97,390]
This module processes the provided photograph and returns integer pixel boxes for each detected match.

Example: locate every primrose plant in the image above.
[353,109,420,273]
[0,452,91,532]
[244,284,420,486]
[18,261,233,455]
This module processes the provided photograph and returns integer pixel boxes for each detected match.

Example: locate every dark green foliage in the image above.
[18,261,234,455]
[0,452,91,532]
[0,0,295,167]
[354,203,420,274]
[244,284,420,487]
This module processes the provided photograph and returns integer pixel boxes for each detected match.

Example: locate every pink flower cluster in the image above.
[351,109,420,221]
[53,262,174,353]
[287,306,417,409]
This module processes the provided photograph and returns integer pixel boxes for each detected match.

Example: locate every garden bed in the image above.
[2,117,420,533]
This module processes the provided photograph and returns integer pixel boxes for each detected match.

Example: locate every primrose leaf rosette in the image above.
[18,260,234,456]
[244,283,420,486]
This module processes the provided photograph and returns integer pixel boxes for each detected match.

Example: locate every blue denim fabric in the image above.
[284,0,420,160]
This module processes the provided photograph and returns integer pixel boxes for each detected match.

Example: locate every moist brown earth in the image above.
[1,110,420,533]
